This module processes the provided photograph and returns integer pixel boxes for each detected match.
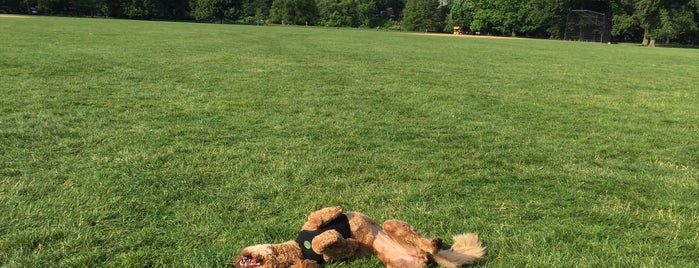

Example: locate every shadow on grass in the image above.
[655,43,699,49]
[615,42,699,49]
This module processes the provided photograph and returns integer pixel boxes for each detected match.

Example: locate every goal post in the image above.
[564,10,611,43]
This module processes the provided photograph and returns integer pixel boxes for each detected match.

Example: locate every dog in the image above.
[234,206,485,267]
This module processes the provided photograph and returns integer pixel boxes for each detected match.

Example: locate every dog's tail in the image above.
[432,233,485,268]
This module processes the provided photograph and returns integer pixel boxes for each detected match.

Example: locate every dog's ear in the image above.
[292,259,321,268]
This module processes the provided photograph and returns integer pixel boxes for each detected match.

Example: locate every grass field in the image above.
[1,16,698,267]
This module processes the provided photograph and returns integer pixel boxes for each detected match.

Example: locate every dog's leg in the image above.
[291,259,321,268]
[311,229,359,260]
[382,220,442,255]
[301,206,344,231]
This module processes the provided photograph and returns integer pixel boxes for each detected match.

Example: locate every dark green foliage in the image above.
[317,0,378,27]
[612,0,642,41]
[13,0,191,19]
[486,0,532,36]
[190,0,241,23]
[123,0,156,18]
[3,0,699,44]
[402,0,440,31]
[526,0,569,38]
[611,0,699,44]
[240,0,271,24]
[269,0,318,24]
[444,0,472,32]
[375,0,404,20]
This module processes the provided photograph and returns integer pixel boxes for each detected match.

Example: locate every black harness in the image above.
[294,214,352,264]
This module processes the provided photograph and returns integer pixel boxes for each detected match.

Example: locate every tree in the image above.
[317,0,353,26]
[317,0,378,27]
[158,0,191,19]
[191,0,241,23]
[73,0,104,16]
[5,0,192,18]
[629,0,696,46]
[354,0,379,27]
[635,0,661,46]
[375,0,404,21]
[35,0,59,14]
[101,0,129,17]
[611,0,642,41]
[527,0,568,38]
[123,0,156,18]
[466,0,537,36]
[655,5,695,44]
[445,0,473,33]
[240,0,272,24]
[402,0,440,31]
[5,0,697,44]
[691,0,699,44]
[269,0,318,25]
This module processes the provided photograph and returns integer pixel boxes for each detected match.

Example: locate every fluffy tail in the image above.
[432,233,485,268]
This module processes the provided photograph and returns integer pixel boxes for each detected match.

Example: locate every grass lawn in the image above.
[1,16,698,267]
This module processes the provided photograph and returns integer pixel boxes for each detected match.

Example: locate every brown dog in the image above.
[234,206,485,268]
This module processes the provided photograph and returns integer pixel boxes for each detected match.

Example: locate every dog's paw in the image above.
[302,206,344,230]
[431,237,443,253]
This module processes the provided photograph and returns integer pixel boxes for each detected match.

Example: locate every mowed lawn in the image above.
[1,16,698,267]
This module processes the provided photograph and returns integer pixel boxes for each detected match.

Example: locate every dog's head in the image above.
[234,242,313,268]
[234,244,275,267]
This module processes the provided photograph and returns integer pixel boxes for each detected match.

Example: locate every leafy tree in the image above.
[72,0,103,16]
[655,5,695,44]
[692,0,699,44]
[159,0,191,19]
[35,0,58,14]
[635,0,661,46]
[123,0,156,18]
[317,0,377,27]
[467,0,536,36]
[402,0,440,31]
[317,0,352,26]
[1,0,21,13]
[241,0,272,23]
[191,0,240,23]
[527,0,569,38]
[354,0,378,27]
[628,0,696,46]
[269,0,318,25]
[611,0,642,41]
[101,0,129,17]
[444,0,473,32]
[5,0,699,44]
[375,0,404,21]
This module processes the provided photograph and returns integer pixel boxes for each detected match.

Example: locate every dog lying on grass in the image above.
[234,206,485,267]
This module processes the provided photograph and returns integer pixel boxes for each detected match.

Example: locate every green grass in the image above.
[1,16,698,267]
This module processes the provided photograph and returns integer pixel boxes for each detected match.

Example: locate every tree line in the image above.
[441,0,699,45]
[2,0,698,44]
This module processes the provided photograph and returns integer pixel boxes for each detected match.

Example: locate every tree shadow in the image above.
[655,44,699,50]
